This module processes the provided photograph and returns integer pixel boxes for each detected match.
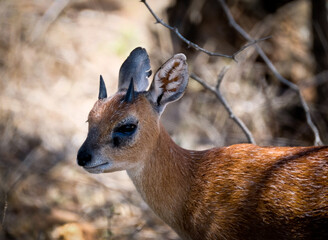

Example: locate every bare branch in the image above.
[141,0,322,145]
[216,66,229,91]
[232,36,271,59]
[1,192,7,230]
[217,0,323,146]
[30,0,70,42]
[141,0,267,61]
[191,72,256,145]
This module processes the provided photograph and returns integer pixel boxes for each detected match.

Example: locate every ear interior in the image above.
[147,53,188,114]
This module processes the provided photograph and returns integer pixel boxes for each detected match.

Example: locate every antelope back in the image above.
[77,47,189,173]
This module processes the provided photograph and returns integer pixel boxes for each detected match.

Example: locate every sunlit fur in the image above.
[83,92,328,240]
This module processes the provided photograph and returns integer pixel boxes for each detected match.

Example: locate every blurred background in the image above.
[0,0,327,239]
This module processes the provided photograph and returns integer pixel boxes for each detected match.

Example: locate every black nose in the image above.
[77,148,92,166]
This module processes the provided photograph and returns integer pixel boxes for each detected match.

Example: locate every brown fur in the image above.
[83,93,328,240]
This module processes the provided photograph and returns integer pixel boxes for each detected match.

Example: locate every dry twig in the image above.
[141,0,322,145]
[140,0,268,61]
[30,0,70,42]
[191,70,256,144]
[141,0,260,144]
[217,0,322,146]
[0,192,7,231]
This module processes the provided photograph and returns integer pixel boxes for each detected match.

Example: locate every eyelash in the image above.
[114,124,137,135]
[112,122,138,147]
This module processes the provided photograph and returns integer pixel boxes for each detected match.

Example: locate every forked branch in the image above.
[141,0,323,145]
[140,0,268,61]
[191,70,256,144]
[217,0,322,146]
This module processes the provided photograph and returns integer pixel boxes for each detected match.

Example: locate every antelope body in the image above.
[77,47,328,240]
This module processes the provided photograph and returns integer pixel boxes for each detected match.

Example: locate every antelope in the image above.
[77,47,328,240]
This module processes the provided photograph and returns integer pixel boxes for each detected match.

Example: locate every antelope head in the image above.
[77,47,189,174]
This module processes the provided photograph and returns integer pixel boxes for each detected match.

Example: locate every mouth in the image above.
[83,162,110,173]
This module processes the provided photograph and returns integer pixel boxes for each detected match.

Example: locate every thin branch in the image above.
[141,0,322,145]
[191,72,256,144]
[30,0,70,42]
[232,36,271,59]
[300,70,328,88]
[217,0,323,146]
[1,192,7,231]
[141,0,267,61]
[216,66,229,91]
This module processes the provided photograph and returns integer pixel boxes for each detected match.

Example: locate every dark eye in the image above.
[114,124,137,136]
[112,120,138,148]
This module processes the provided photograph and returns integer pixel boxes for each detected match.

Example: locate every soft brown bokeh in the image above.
[0,0,327,239]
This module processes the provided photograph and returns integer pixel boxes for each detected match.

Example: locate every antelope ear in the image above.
[147,53,189,114]
[118,47,152,92]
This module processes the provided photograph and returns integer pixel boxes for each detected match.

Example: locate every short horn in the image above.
[98,75,107,100]
[124,78,135,103]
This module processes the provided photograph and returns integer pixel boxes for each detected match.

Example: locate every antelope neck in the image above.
[127,123,205,231]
